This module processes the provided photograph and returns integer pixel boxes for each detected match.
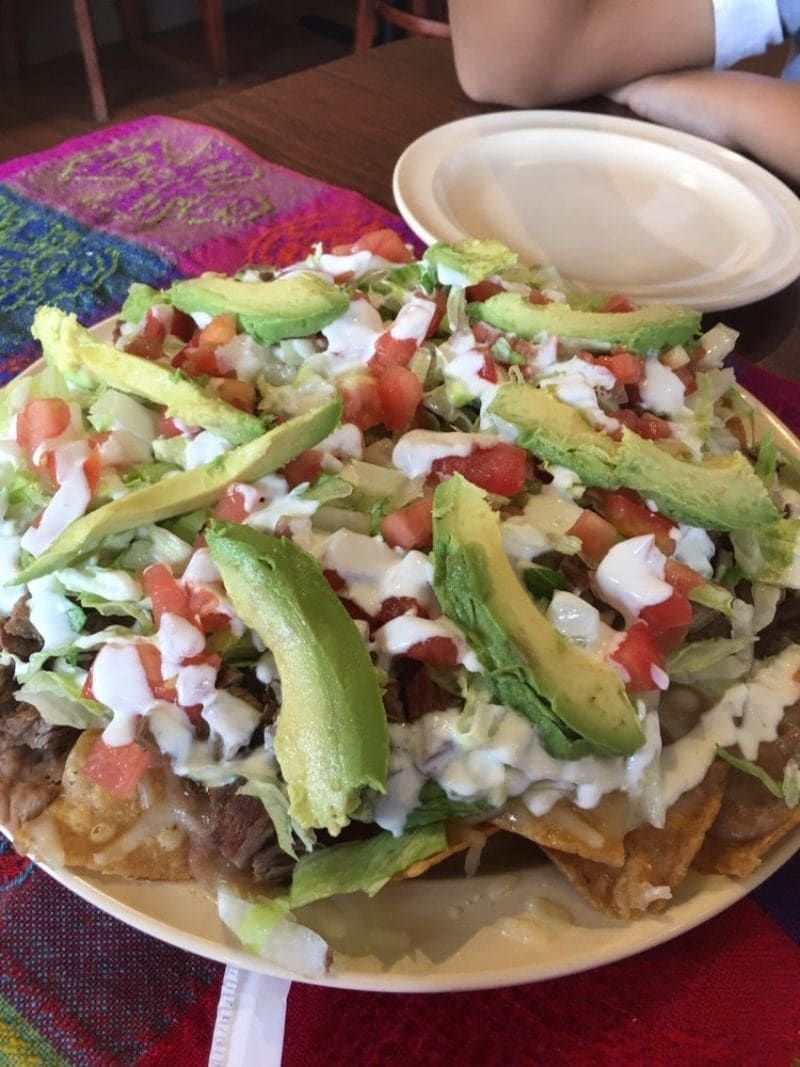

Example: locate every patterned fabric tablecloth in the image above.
[0,116,797,1067]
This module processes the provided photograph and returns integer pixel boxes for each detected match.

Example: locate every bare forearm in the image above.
[613,71,800,185]
[448,0,716,107]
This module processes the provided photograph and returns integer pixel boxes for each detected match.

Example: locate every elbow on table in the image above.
[454,52,567,108]
[454,61,553,108]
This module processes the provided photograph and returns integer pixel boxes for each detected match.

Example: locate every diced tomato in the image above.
[212,379,257,412]
[609,621,665,693]
[381,494,434,551]
[170,309,197,342]
[471,321,502,346]
[156,413,184,438]
[339,375,384,431]
[351,228,414,263]
[477,352,500,383]
[375,597,427,624]
[124,334,164,361]
[281,449,324,489]
[423,288,447,337]
[672,363,698,396]
[37,440,102,493]
[196,313,237,348]
[212,485,252,523]
[82,444,103,494]
[664,559,706,595]
[136,642,176,699]
[82,735,153,798]
[142,309,168,341]
[403,636,460,667]
[369,331,418,376]
[142,563,194,626]
[580,349,644,386]
[376,364,423,431]
[640,591,693,635]
[173,343,227,379]
[187,586,230,634]
[594,490,676,555]
[612,408,672,441]
[600,294,637,313]
[465,280,504,302]
[432,442,528,497]
[566,509,618,568]
[323,569,346,592]
[527,289,551,305]
[16,397,71,455]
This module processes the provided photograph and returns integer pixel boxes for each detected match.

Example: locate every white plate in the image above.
[2,345,798,991]
[393,111,800,311]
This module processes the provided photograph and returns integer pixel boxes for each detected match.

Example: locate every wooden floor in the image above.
[0,1,355,162]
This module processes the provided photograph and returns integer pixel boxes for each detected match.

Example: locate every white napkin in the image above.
[208,966,291,1067]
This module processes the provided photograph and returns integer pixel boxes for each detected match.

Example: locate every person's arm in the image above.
[612,70,800,184]
[448,0,717,107]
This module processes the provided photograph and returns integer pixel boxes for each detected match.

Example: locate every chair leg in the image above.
[71,0,109,122]
[199,0,227,83]
[354,0,378,51]
[0,0,21,78]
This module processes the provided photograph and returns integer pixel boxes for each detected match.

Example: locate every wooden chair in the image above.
[0,0,228,124]
[354,0,450,52]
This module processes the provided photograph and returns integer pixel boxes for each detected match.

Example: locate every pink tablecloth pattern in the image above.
[0,117,798,1067]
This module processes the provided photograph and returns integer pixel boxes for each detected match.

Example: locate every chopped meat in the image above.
[0,690,79,829]
[400,661,457,721]
[758,591,800,658]
[0,597,43,661]
[709,700,800,844]
[205,784,291,885]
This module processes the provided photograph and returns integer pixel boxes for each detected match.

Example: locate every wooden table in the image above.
[177,36,800,381]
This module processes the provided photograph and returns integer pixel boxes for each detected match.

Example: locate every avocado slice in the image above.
[206,521,388,835]
[491,382,620,488]
[423,238,518,285]
[469,292,701,354]
[169,272,349,346]
[11,400,341,585]
[32,307,263,445]
[489,384,779,530]
[432,474,645,758]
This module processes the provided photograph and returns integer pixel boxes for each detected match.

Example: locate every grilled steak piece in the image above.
[0,598,43,661]
[0,669,79,827]
[709,700,800,843]
[206,785,292,885]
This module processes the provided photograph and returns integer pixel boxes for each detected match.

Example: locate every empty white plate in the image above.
[393,111,800,311]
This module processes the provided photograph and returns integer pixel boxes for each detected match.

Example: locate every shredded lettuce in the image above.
[16,670,107,729]
[716,748,799,808]
[289,824,448,909]
[731,519,800,586]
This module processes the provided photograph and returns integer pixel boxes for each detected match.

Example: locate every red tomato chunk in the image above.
[431,442,528,497]
[82,736,153,798]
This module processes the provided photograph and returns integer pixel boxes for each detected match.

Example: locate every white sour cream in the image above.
[392,429,502,479]
[595,534,672,622]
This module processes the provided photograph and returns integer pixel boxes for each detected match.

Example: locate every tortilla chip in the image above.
[542,761,728,919]
[396,822,498,880]
[489,792,629,867]
[16,730,191,881]
[693,806,800,877]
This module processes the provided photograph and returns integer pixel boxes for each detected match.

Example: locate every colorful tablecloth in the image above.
[0,116,798,1067]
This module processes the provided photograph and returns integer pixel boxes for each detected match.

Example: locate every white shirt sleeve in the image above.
[712,0,784,68]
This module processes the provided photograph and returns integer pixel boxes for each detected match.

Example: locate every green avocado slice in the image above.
[489,383,779,531]
[433,474,645,758]
[206,521,389,836]
[32,306,264,445]
[469,292,701,354]
[11,400,341,585]
[169,272,349,346]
